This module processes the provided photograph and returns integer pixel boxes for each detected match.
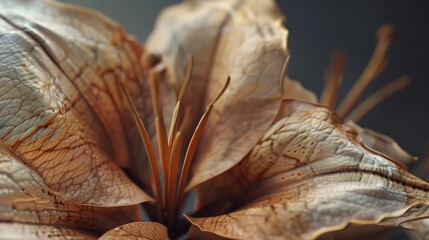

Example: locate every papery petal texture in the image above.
[0,142,140,234]
[347,121,416,169]
[99,222,170,240]
[190,100,429,240]
[0,0,151,206]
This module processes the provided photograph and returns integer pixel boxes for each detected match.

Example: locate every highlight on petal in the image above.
[147,0,291,189]
[190,100,429,240]
[0,141,141,234]
[401,154,429,239]
[0,0,152,206]
[99,222,169,240]
[0,223,97,240]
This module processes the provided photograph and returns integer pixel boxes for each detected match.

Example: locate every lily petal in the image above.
[190,100,429,240]
[147,0,289,188]
[0,141,141,233]
[99,222,170,240]
[0,223,97,240]
[347,120,417,169]
[0,0,152,205]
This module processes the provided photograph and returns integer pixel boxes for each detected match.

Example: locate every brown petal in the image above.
[147,0,289,189]
[190,100,429,240]
[0,142,141,233]
[347,120,417,169]
[99,222,170,240]
[0,223,98,240]
[0,0,151,205]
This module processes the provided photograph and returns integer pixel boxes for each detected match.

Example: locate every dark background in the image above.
[62,0,429,170]
[61,1,429,239]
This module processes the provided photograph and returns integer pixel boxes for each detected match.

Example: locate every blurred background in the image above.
[60,0,429,239]
[59,0,429,171]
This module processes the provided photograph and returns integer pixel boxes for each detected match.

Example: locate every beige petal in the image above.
[347,120,416,169]
[0,223,97,240]
[401,154,429,239]
[0,0,151,205]
[282,77,317,103]
[0,142,141,233]
[190,100,429,240]
[99,222,170,240]
[147,0,289,188]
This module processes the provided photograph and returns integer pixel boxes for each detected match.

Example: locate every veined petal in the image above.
[190,100,429,240]
[99,222,170,240]
[0,0,151,206]
[347,120,417,169]
[0,142,141,234]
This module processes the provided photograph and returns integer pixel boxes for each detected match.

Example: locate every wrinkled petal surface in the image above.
[190,100,429,240]
[0,0,151,206]
[0,142,140,234]
[347,121,417,169]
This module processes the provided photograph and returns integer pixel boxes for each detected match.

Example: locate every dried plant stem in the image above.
[120,81,164,222]
[168,57,193,148]
[320,50,346,108]
[336,24,395,117]
[167,130,184,230]
[176,77,231,216]
[149,71,170,212]
[346,75,411,122]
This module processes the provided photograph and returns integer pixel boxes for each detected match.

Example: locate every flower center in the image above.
[121,57,230,231]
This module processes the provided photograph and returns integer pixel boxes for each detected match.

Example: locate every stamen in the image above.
[176,77,231,215]
[320,50,346,108]
[168,57,193,148]
[346,75,411,122]
[149,70,170,209]
[167,108,191,230]
[119,80,163,222]
[336,24,395,117]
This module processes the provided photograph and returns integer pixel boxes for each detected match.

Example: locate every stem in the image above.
[168,57,193,148]
[167,131,184,230]
[176,77,230,216]
[119,81,164,222]
[149,70,170,213]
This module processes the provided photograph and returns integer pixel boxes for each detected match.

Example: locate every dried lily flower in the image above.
[0,0,427,240]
